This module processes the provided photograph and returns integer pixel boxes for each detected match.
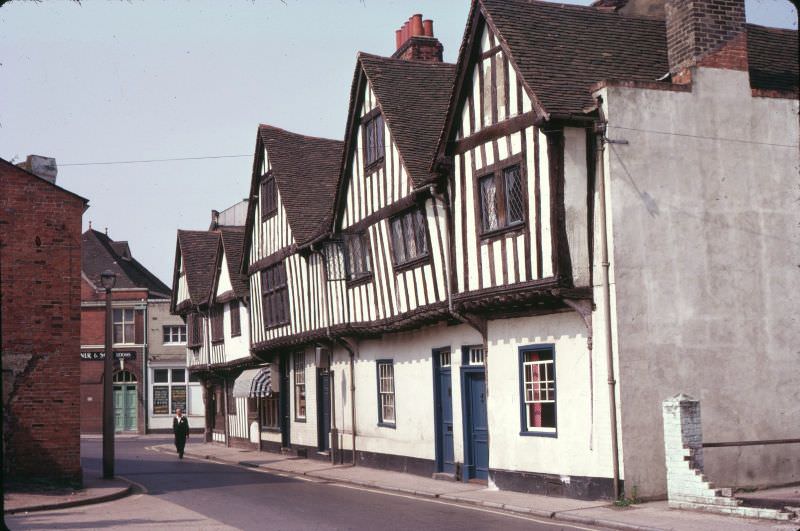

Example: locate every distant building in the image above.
[1,157,88,484]
[80,229,171,434]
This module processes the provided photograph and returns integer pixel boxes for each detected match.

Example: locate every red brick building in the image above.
[1,157,88,484]
[80,229,170,433]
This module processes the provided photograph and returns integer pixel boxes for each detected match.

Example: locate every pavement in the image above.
[5,436,798,531]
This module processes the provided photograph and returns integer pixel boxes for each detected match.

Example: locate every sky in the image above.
[1,0,796,286]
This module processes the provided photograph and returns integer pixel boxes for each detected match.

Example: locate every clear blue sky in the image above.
[1,0,796,285]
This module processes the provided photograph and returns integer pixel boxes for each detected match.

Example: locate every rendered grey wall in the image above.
[600,67,799,498]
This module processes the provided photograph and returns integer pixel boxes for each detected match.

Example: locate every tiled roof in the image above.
[219,227,248,298]
[480,0,670,118]
[357,53,456,187]
[82,229,170,298]
[746,24,799,94]
[176,230,219,306]
[257,125,344,247]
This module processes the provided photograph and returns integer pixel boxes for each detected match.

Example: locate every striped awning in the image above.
[232,366,272,398]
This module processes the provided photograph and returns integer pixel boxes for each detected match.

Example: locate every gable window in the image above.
[344,232,372,282]
[261,262,290,329]
[210,305,224,343]
[377,360,396,426]
[113,309,135,344]
[187,313,203,348]
[229,300,241,337]
[479,164,524,235]
[260,172,277,220]
[390,208,429,267]
[294,352,306,421]
[163,325,186,345]
[363,112,385,169]
[519,346,556,434]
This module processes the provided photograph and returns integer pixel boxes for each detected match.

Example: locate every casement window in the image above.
[226,378,237,414]
[344,232,372,282]
[210,305,224,343]
[293,352,306,421]
[519,346,556,434]
[260,394,280,430]
[390,208,429,267]
[376,360,396,426]
[229,300,241,337]
[163,325,186,345]
[478,164,524,234]
[113,308,135,344]
[152,368,192,416]
[187,313,203,348]
[363,113,385,168]
[260,172,277,220]
[261,262,290,329]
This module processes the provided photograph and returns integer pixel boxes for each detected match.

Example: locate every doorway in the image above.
[461,369,489,481]
[113,370,137,432]
[279,355,291,448]
[317,367,331,452]
[433,348,455,474]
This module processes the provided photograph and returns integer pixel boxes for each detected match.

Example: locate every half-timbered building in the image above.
[241,124,343,455]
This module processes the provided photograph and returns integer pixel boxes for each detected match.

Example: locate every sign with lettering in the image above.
[80,351,137,361]
[153,386,169,415]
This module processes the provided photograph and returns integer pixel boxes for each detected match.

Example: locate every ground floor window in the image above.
[152,367,202,416]
[260,394,280,430]
[519,346,556,433]
[377,360,396,426]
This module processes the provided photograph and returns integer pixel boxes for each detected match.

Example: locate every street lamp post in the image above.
[100,269,117,479]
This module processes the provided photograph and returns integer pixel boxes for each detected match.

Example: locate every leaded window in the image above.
[210,304,224,343]
[363,113,385,168]
[390,208,428,266]
[478,164,524,234]
[345,232,372,281]
[261,173,277,220]
[229,300,241,337]
[261,262,289,329]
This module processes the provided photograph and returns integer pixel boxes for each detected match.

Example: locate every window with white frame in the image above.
[467,346,486,366]
[293,352,306,420]
[260,394,280,430]
[520,346,556,433]
[377,360,395,426]
[152,368,189,416]
[113,308,135,344]
[163,325,187,345]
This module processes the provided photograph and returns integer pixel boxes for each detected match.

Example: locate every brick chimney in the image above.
[665,0,748,83]
[391,14,443,62]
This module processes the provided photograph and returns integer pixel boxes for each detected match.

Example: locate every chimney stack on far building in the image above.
[17,154,58,184]
[665,0,748,83]
[392,14,443,63]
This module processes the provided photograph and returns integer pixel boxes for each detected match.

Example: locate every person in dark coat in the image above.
[173,408,190,459]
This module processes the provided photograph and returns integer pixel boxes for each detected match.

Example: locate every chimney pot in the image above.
[402,21,409,44]
[410,14,424,37]
[423,19,434,37]
[395,29,402,49]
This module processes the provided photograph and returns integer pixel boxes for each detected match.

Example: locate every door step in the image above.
[432,472,457,482]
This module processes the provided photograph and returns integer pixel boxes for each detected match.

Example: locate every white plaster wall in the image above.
[600,67,800,497]
[215,255,233,296]
[487,312,616,481]
[223,300,250,363]
[563,127,590,288]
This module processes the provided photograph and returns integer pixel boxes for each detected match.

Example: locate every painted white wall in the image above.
[223,300,250,363]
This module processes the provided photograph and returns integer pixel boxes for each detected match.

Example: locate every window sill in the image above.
[377,422,396,429]
[294,417,307,424]
[393,254,430,273]
[479,222,526,242]
[261,210,278,222]
[261,427,281,433]
[211,339,224,345]
[364,158,385,176]
[519,429,558,438]
[263,321,290,332]
[163,342,187,346]
[346,274,373,288]
[230,332,242,338]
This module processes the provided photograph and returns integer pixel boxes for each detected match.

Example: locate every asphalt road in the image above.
[7,437,607,531]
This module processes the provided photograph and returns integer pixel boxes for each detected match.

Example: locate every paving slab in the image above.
[4,475,132,514]
[308,465,484,498]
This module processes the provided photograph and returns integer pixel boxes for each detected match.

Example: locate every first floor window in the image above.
[163,325,186,345]
[377,360,395,426]
[390,208,428,266]
[479,163,524,234]
[294,352,306,420]
[520,346,556,432]
[113,308,135,344]
[230,300,241,337]
[260,394,280,430]
[261,262,290,329]
[210,305,224,343]
[345,232,372,281]
[187,313,203,348]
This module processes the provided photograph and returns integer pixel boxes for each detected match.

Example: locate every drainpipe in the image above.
[335,337,358,466]
[594,95,621,500]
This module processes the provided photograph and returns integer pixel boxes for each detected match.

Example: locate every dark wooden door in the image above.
[317,368,331,452]
[435,350,455,474]
[464,372,489,480]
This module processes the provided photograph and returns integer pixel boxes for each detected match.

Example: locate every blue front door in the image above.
[435,350,455,474]
[464,372,489,481]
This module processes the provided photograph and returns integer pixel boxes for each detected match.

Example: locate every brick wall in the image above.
[1,161,86,484]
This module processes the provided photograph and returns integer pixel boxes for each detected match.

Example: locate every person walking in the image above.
[173,408,190,459]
